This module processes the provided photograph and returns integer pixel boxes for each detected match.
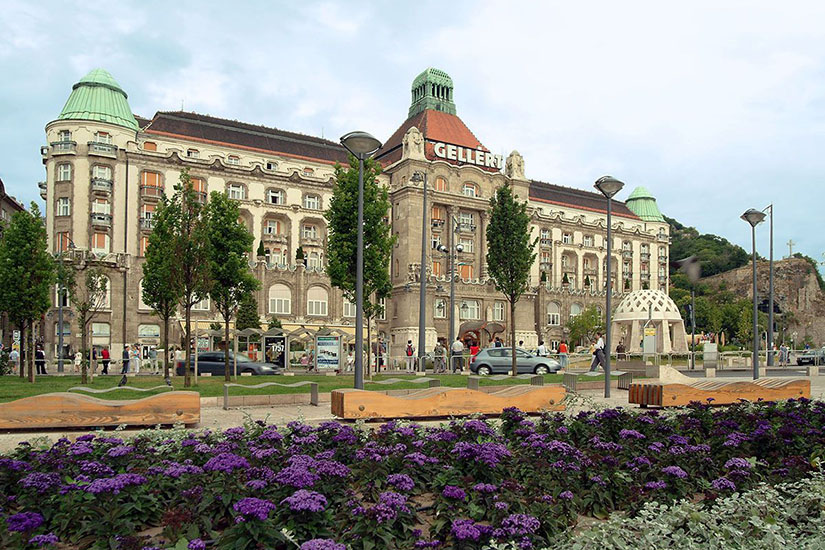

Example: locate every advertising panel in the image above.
[263,335,287,370]
[315,335,341,370]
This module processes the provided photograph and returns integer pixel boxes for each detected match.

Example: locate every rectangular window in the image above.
[186,149,199,158]
[58,130,72,142]
[493,301,505,322]
[458,237,474,253]
[562,233,572,244]
[540,229,550,240]
[547,311,560,326]
[432,260,443,276]
[302,225,318,239]
[265,161,278,171]
[377,297,387,320]
[303,195,320,210]
[192,296,210,311]
[583,235,594,247]
[56,197,71,217]
[307,299,327,316]
[227,184,245,200]
[459,212,474,226]
[460,300,480,320]
[306,252,321,270]
[55,232,71,253]
[57,164,72,181]
[92,199,110,215]
[462,183,477,197]
[93,165,112,180]
[267,189,284,204]
[94,132,112,144]
[434,298,447,319]
[227,155,240,166]
[92,322,111,336]
[143,141,157,151]
[265,220,281,234]
[91,232,110,253]
[458,264,474,279]
[343,299,356,318]
[269,296,291,315]
[140,236,149,256]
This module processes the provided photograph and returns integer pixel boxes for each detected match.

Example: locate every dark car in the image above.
[175,352,281,376]
[470,347,561,375]
[796,349,825,366]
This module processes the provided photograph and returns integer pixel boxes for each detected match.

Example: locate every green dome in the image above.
[56,69,138,131]
[409,67,456,118]
[625,186,665,222]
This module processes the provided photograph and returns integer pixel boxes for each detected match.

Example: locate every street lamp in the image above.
[437,240,464,371]
[762,205,774,366]
[411,171,428,372]
[54,239,76,374]
[595,175,624,398]
[340,131,382,390]
[741,208,766,380]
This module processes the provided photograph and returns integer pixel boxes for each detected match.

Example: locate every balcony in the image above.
[91,178,113,195]
[659,255,668,264]
[540,239,552,247]
[431,219,445,229]
[139,217,153,231]
[540,262,552,270]
[301,236,323,247]
[640,252,650,261]
[584,267,597,275]
[456,223,476,233]
[50,141,76,155]
[140,185,164,200]
[641,272,651,280]
[91,213,112,228]
[622,250,633,258]
[263,233,288,244]
[657,234,670,242]
[87,141,117,157]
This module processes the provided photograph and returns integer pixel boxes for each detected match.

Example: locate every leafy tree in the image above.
[792,253,825,291]
[567,306,604,348]
[142,196,181,379]
[236,292,261,332]
[325,156,395,356]
[64,267,108,384]
[486,184,537,376]
[665,215,750,277]
[170,169,211,387]
[206,191,258,381]
[0,204,55,382]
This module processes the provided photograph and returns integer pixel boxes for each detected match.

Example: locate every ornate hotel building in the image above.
[40,68,670,360]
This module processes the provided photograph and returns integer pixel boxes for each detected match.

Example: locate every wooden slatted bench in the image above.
[331,384,565,420]
[0,391,200,430]
[563,371,633,392]
[628,373,810,408]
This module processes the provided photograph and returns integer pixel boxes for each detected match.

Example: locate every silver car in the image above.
[470,347,561,375]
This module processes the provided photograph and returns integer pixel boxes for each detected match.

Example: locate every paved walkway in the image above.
[2,372,824,454]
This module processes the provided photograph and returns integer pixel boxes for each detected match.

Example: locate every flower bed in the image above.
[1,399,824,549]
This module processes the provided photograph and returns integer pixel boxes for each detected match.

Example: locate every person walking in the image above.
[451,337,465,373]
[148,347,158,374]
[433,340,446,373]
[558,341,569,370]
[121,344,130,374]
[589,333,606,372]
[404,340,416,372]
[536,340,548,357]
[101,347,110,374]
[9,348,20,376]
[35,346,47,375]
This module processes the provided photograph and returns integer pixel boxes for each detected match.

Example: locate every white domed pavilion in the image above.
[610,289,688,354]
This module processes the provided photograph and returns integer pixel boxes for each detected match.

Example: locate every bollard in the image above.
[310,383,319,406]
[704,367,716,378]
[223,385,230,410]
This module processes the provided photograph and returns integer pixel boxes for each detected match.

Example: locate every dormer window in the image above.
[227,155,240,166]
[303,195,321,210]
[186,149,199,159]
[143,141,157,151]
[265,161,278,171]
[302,167,314,177]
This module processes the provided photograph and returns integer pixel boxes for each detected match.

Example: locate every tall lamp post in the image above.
[438,240,464,371]
[741,208,766,380]
[411,171,428,372]
[762,204,774,366]
[340,131,382,390]
[55,239,76,374]
[595,175,625,398]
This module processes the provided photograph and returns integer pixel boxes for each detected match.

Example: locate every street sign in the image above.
[13,330,20,344]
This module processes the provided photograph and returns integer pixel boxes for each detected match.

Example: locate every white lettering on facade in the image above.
[430,141,504,170]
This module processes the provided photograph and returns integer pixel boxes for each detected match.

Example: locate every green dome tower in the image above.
[408,67,456,118]
[625,186,665,222]
[56,68,138,131]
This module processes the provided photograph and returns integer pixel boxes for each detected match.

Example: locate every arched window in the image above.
[462,182,478,198]
[306,286,328,316]
[434,298,447,318]
[547,302,561,326]
[268,284,291,314]
[434,177,447,191]
[226,155,240,166]
[307,251,322,270]
[569,303,582,320]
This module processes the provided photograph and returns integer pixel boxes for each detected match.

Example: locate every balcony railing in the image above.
[431,219,445,229]
[50,140,76,154]
[91,178,113,194]
[263,233,288,244]
[456,223,476,233]
[301,236,323,246]
[140,185,164,199]
[539,262,552,270]
[659,255,668,264]
[139,217,153,230]
[622,250,633,258]
[640,252,650,261]
[584,267,597,275]
[87,141,117,157]
[641,272,651,280]
[657,234,670,242]
[91,213,112,228]
[540,239,552,247]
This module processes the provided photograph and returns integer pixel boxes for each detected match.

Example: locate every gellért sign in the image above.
[432,142,504,170]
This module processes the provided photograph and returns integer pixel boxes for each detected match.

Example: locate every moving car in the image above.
[470,347,561,375]
[796,349,825,366]
[175,352,281,376]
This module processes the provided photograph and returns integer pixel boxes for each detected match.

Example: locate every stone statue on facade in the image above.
[402,126,426,160]
[505,151,526,180]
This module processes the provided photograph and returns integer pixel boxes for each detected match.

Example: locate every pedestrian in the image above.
[121,344,130,374]
[101,347,110,374]
[494,337,503,348]
[536,340,548,357]
[131,344,142,375]
[469,341,480,363]
[451,337,465,373]
[149,347,158,374]
[558,340,569,370]
[35,346,47,375]
[518,340,524,349]
[589,333,606,372]
[9,348,20,376]
[73,351,82,373]
[405,340,416,372]
[433,340,446,373]
[346,351,354,372]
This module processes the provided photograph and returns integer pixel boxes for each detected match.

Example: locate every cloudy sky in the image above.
[1,1,823,267]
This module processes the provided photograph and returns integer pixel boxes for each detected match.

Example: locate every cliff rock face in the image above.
[703,258,825,346]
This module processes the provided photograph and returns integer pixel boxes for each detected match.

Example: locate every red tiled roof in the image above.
[529,180,640,220]
[375,109,496,171]
[143,111,349,165]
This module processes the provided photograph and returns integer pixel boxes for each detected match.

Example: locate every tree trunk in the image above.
[510,299,517,377]
[163,316,170,379]
[27,320,35,383]
[184,305,191,388]
[19,322,25,379]
[366,317,372,378]
[224,313,231,382]
[81,318,88,384]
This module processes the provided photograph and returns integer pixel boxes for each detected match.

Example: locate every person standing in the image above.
[494,337,503,348]
[589,333,606,372]
[121,344,130,374]
[536,340,548,357]
[558,341,569,370]
[404,340,416,372]
[469,341,480,364]
[101,347,110,374]
[131,344,142,375]
[451,337,465,373]
[433,340,446,373]
[9,348,20,376]
[149,347,158,374]
[35,346,47,375]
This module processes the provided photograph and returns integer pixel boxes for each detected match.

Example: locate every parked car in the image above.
[175,352,281,376]
[796,349,825,366]
[470,347,561,375]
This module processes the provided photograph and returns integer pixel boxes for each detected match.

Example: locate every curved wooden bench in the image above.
[0,391,200,430]
[331,385,565,419]
[629,373,810,408]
